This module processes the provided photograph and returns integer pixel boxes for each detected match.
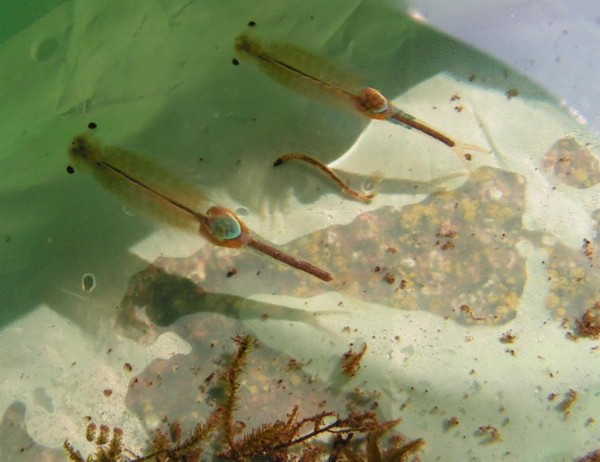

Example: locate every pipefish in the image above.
[68,133,333,282]
[235,33,490,161]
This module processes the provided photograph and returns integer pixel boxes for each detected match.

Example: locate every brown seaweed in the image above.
[64,335,423,461]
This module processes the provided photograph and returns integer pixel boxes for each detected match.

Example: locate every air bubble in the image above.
[488,187,503,201]
[30,37,58,62]
[235,206,249,217]
[81,273,96,292]
[122,205,136,217]
[361,177,376,194]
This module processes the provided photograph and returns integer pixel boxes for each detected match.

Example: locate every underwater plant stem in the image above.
[271,418,341,451]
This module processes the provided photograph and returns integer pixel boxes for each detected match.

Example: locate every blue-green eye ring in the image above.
[208,212,242,240]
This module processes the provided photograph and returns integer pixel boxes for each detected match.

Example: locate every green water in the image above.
[1,1,599,461]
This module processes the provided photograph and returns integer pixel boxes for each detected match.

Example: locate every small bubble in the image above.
[234,206,249,217]
[488,187,503,201]
[361,177,376,194]
[122,205,136,217]
[82,273,96,292]
[30,37,58,62]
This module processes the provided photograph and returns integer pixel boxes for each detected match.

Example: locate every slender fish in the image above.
[235,33,489,161]
[68,133,333,282]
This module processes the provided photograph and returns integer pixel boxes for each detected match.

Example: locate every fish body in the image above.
[68,133,332,281]
[235,33,489,160]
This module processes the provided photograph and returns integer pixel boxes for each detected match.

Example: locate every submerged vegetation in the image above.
[64,335,424,461]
